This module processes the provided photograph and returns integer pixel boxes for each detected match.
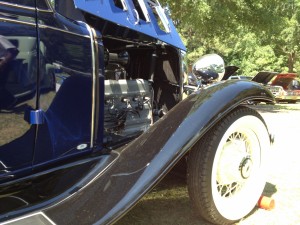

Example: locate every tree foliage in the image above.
[161,0,300,76]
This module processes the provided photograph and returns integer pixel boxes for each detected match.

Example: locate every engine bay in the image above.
[102,40,182,147]
[54,2,183,147]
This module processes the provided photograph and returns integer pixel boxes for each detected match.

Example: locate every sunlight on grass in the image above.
[116,174,213,225]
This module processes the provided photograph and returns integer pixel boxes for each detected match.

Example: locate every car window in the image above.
[291,80,300,90]
[1,0,35,7]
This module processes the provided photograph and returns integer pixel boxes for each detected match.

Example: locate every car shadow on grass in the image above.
[242,182,277,221]
[262,182,278,198]
[117,173,278,225]
[116,172,214,225]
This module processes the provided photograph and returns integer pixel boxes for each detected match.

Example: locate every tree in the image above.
[160,0,300,74]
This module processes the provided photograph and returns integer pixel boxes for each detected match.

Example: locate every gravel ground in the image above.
[238,103,300,225]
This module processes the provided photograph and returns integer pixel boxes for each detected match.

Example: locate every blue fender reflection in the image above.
[39,80,274,225]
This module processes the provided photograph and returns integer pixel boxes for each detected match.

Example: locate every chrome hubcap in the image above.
[240,157,253,179]
[216,132,254,197]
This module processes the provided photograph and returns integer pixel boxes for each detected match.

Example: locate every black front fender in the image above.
[4,81,274,225]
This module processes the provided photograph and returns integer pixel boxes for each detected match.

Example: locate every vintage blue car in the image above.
[0,1,274,225]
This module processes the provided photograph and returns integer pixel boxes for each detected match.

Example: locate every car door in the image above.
[32,0,98,167]
[0,0,38,181]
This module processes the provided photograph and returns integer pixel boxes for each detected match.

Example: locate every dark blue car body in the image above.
[0,1,274,224]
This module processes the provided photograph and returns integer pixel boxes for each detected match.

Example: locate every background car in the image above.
[252,72,300,103]
[228,75,253,80]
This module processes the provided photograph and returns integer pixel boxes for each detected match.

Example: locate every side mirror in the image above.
[192,54,225,83]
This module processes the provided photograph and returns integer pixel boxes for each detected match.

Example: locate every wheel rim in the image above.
[211,116,268,220]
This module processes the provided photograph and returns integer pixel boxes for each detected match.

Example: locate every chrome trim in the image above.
[91,28,100,145]
[77,22,99,149]
[0,11,89,38]
[0,2,36,11]
[0,1,51,11]
[0,18,89,39]
[0,212,56,225]
[37,8,53,13]
[38,24,90,39]
[0,17,36,27]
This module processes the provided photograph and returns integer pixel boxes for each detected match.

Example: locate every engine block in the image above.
[104,79,152,136]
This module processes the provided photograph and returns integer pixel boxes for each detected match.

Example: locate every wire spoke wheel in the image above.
[187,106,270,225]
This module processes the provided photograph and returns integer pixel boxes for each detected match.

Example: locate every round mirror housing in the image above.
[192,54,225,83]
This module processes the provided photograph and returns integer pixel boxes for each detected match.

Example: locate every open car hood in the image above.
[73,0,186,51]
[252,71,279,84]
[222,66,240,80]
[272,73,297,89]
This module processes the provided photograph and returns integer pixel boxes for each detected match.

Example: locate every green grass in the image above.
[115,173,212,225]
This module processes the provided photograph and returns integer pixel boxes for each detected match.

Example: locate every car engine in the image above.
[102,49,155,146]
[104,78,153,136]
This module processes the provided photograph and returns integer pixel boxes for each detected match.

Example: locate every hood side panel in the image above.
[73,0,186,50]
[252,71,279,84]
